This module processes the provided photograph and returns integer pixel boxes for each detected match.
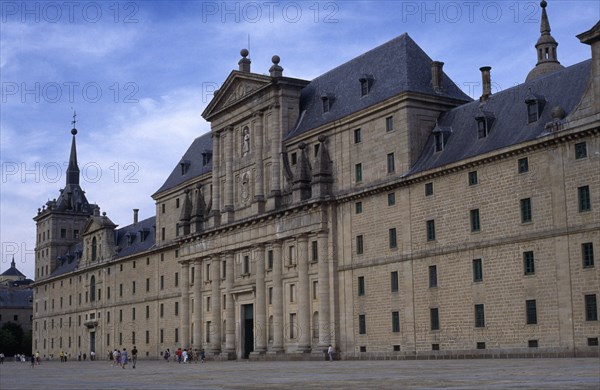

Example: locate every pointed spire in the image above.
[526,1,565,82]
[11,256,16,269]
[66,110,80,186]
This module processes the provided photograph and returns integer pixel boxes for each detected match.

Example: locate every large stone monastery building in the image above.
[33,3,599,360]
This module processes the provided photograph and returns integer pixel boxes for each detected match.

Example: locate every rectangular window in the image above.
[425,182,433,196]
[132,308,136,321]
[354,128,362,144]
[146,331,150,344]
[392,311,400,333]
[268,287,273,305]
[146,278,150,292]
[160,275,164,290]
[585,294,598,321]
[119,310,123,322]
[160,329,164,344]
[588,338,599,346]
[146,305,149,319]
[473,259,483,282]
[267,250,273,270]
[429,265,437,288]
[175,272,179,287]
[518,157,529,173]
[289,284,295,303]
[312,281,318,300]
[426,220,436,241]
[161,228,165,241]
[358,276,365,296]
[175,302,179,316]
[430,308,440,330]
[528,340,538,348]
[290,152,297,165]
[521,198,532,223]
[355,201,363,214]
[474,304,485,327]
[387,192,395,206]
[60,228,66,238]
[390,271,399,293]
[119,284,123,297]
[526,299,538,324]
[359,314,366,334]
[386,116,393,132]
[206,297,211,312]
[356,235,364,255]
[355,163,363,183]
[160,304,164,318]
[389,228,397,249]
[387,153,395,173]
[468,171,478,186]
[582,243,595,268]
[107,287,110,300]
[575,142,587,159]
[311,241,318,263]
[175,328,179,343]
[578,185,591,212]
[470,209,481,232]
[132,281,136,295]
[523,251,535,275]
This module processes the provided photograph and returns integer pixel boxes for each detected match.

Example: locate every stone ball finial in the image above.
[240,49,249,58]
[551,106,565,120]
[318,135,327,143]
[298,142,306,150]
[102,211,107,216]
[272,55,280,65]
[540,0,547,8]
[71,128,77,135]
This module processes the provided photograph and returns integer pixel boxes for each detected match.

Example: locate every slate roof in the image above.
[287,33,471,139]
[113,216,156,259]
[0,287,33,309]
[1,261,25,278]
[408,59,592,175]
[154,132,213,196]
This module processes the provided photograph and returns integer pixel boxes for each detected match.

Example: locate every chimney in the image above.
[480,66,492,102]
[238,49,251,72]
[431,61,444,93]
[269,55,283,78]
[133,208,139,224]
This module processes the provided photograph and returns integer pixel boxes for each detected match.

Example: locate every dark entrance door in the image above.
[242,304,254,359]
[89,331,96,355]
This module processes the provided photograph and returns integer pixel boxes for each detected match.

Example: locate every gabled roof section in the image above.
[83,213,117,235]
[202,70,272,121]
[408,59,592,175]
[154,132,213,197]
[287,33,471,139]
[0,287,33,308]
[1,258,25,278]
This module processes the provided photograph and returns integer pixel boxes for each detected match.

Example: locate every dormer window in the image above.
[475,109,495,139]
[179,159,191,175]
[126,232,135,246]
[139,228,149,242]
[321,93,334,114]
[359,74,373,97]
[432,124,452,152]
[525,90,546,124]
[202,151,212,166]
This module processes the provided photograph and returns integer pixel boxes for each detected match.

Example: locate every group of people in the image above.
[163,348,205,364]
[110,346,138,369]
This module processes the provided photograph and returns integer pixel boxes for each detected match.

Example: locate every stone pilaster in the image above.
[254,245,267,353]
[211,131,221,227]
[297,235,311,352]
[210,256,222,353]
[253,112,265,214]
[223,125,234,222]
[224,252,235,355]
[270,241,284,352]
[180,262,190,348]
[268,104,281,210]
[192,259,202,349]
[317,231,331,348]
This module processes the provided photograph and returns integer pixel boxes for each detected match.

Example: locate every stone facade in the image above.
[31,10,599,360]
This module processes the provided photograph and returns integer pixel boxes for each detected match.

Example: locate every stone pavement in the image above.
[0,358,598,389]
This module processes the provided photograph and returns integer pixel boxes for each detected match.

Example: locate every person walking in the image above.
[131,346,138,369]
[327,345,334,361]
[0,352,4,364]
[30,354,35,368]
[121,348,128,369]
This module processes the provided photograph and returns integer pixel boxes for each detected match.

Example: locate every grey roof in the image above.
[114,216,156,259]
[0,287,33,309]
[287,33,471,139]
[52,242,82,277]
[154,132,213,196]
[408,59,592,175]
[1,259,25,277]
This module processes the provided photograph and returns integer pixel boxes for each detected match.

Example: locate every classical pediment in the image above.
[82,215,117,236]
[202,71,272,121]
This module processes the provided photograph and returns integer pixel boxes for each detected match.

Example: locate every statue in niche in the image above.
[240,172,250,204]
[242,127,250,156]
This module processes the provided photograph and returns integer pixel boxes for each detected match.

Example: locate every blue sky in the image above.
[1,0,598,279]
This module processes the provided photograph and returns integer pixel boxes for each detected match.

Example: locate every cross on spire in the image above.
[71,110,77,129]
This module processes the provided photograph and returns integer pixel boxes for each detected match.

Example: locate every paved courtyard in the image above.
[0,358,598,389]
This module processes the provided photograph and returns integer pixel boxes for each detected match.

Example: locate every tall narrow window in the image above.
[311,241,318,263]
[91,237,97,261]
[267,250,273,270]
[518,157,529,173]
[243,256,250,274]
[585,294,598,321]
[386,116,394,132]
[90,276,96,302]
[523,251,535,275]
[426,220,436,241]
[359,314,366,334]
[388,228,397,249]
[425,182,433,196]
[430,308,440,330]
[429,265,437,288]
[392,311,400,333]
[578,186,591,212]
[470,209,481,232]
[356,235,364,255]
[474,304,485,327]
[521,198,532,223]
[473,259,483,282]
[526,299,537,324]
[390,271,399,293]
[354,128,362,144]
[357,276,365,296]
[575,142,587,159]
[582,243,595,268]
[387,192,396,206]
[355,202,363,214]
[387,153,395,173]
[355,163,363,183]
[468,171,478,186]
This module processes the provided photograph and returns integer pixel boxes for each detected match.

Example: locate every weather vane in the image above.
[71,109,77,128]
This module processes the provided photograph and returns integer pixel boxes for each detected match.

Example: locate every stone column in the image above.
[253,112,265,212]
[297,235,311,352]
[223,125,234,222]
[224,252,235,355]
[317,231,331,348]
[180,262,190,348]
[270,241,284,352]
[211,131,221,226]
[210,256,222,353]
[254,245,267,353]
[268,104,281,209]
[192,259,202,350]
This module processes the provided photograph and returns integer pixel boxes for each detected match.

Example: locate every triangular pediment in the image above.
[83,215,117,236]
[202,71,272,121]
